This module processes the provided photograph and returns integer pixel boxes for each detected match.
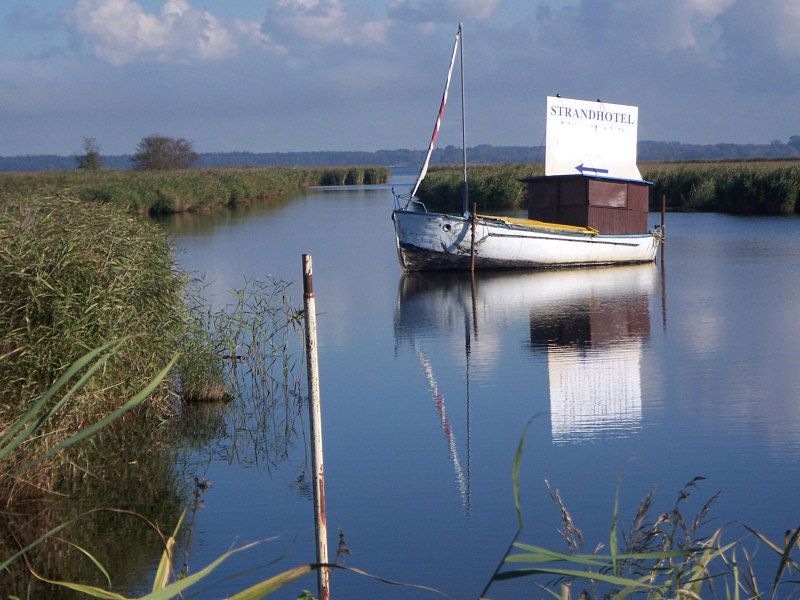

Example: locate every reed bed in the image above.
[0,166,389,215]
[641,161,800,214]
[0,192,194,592]
[0,188,311,481]
[0,190,310,595]
[0,193,185,420]
[0,191,224,488]
[416,161,800,215]
[416,163,541,213]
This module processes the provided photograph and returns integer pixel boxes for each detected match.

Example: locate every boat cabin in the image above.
[520,175,651,235]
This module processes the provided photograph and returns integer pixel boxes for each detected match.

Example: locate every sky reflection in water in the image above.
[160,175,800,599]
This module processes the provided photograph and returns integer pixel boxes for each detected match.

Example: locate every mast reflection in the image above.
[394,272,479,514]
[394,265,659,473]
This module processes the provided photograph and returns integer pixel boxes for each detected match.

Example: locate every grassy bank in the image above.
[643,160,800,214]
[0,165,389,215]
[0,187,311,595]
[415,160,800,215]
[0,193,193,473]
[416,163,540,213]
[0,191,199,591]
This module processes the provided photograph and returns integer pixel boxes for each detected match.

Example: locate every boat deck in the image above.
[479,214,599,235]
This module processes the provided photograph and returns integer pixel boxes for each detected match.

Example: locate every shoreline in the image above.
[414,160,800,216]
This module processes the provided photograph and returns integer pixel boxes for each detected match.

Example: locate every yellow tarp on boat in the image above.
[479,214,599,235]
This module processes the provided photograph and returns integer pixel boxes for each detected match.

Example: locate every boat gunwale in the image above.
[392,208,660,241]
[396,240,657,272]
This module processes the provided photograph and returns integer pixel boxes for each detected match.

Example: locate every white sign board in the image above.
[545,96,642,181]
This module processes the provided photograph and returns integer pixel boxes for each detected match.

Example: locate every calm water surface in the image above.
[159,171,800,598]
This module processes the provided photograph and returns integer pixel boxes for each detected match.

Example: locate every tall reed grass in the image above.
[0,166,390,215]
[415,161,800,215]
[179,277,305,468]
[481,424,800,599]
[416,164,540,212]
[0,344,185,597]
[0,190,202,594]
[0,191,231,510]
[0,192,312,595]
[0,193,185,424]
[642,161,800,214]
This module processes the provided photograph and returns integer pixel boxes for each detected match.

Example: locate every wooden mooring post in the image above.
[302,254,330,600]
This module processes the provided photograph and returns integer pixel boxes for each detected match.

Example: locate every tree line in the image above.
[75,135,199,171]
[3,137,800,173]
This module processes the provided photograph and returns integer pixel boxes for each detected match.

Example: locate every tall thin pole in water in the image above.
[659,195,667,329]
[459,23,469,217]
[302,254,330,600]
[470,201,477,273]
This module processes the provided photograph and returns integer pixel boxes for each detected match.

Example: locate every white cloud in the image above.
[530,0,733,57]
[388,0,500,23]
[67,0,271,65]
[264,0,392,47]
[719,1,800,60]
[358,19,392,45]
[268,0,348,45]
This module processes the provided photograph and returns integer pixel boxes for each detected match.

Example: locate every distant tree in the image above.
[788,136,800,152]
[131,135,199,170]
[75,137,103,170]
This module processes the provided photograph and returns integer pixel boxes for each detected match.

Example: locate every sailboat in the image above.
[391,24,663,272]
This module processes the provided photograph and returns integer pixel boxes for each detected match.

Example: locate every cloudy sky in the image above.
[3,0,800,156]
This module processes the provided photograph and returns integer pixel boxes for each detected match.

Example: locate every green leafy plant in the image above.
[481,424,800,599]
[0,341,177,571]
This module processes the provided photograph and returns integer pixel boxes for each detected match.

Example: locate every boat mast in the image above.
[459,22,469,217]
[409,26,461,201]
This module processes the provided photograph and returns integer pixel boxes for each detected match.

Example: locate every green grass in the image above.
[0,193,187,417]
[641,161,800,214]
[0,166,390,215]
[0,191,226,497]
[0,191,192,589]
[416,163,541,213]
[0,190,310,595]
[0,189,311,478]
[415,161,800,215]
[481,425,800,599]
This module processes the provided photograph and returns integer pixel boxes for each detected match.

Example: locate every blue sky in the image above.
[3,0,800,156]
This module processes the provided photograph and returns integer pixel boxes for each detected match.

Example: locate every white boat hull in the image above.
[392,209,661,271]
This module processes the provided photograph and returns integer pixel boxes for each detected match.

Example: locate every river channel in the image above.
[157,169,800,598]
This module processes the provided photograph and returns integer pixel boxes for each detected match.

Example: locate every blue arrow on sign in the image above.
[575,163,609,175]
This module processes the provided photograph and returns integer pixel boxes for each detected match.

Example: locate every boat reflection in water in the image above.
[526,266,655,444]
[394,264,658,455]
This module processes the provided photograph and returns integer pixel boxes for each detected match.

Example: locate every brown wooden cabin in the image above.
[519,174,651,234]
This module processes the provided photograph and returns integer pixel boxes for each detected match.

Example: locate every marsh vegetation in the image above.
[0,189,310,595]
[3,168,800,597]
[414,160,800,215]
[0,165,389,215]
